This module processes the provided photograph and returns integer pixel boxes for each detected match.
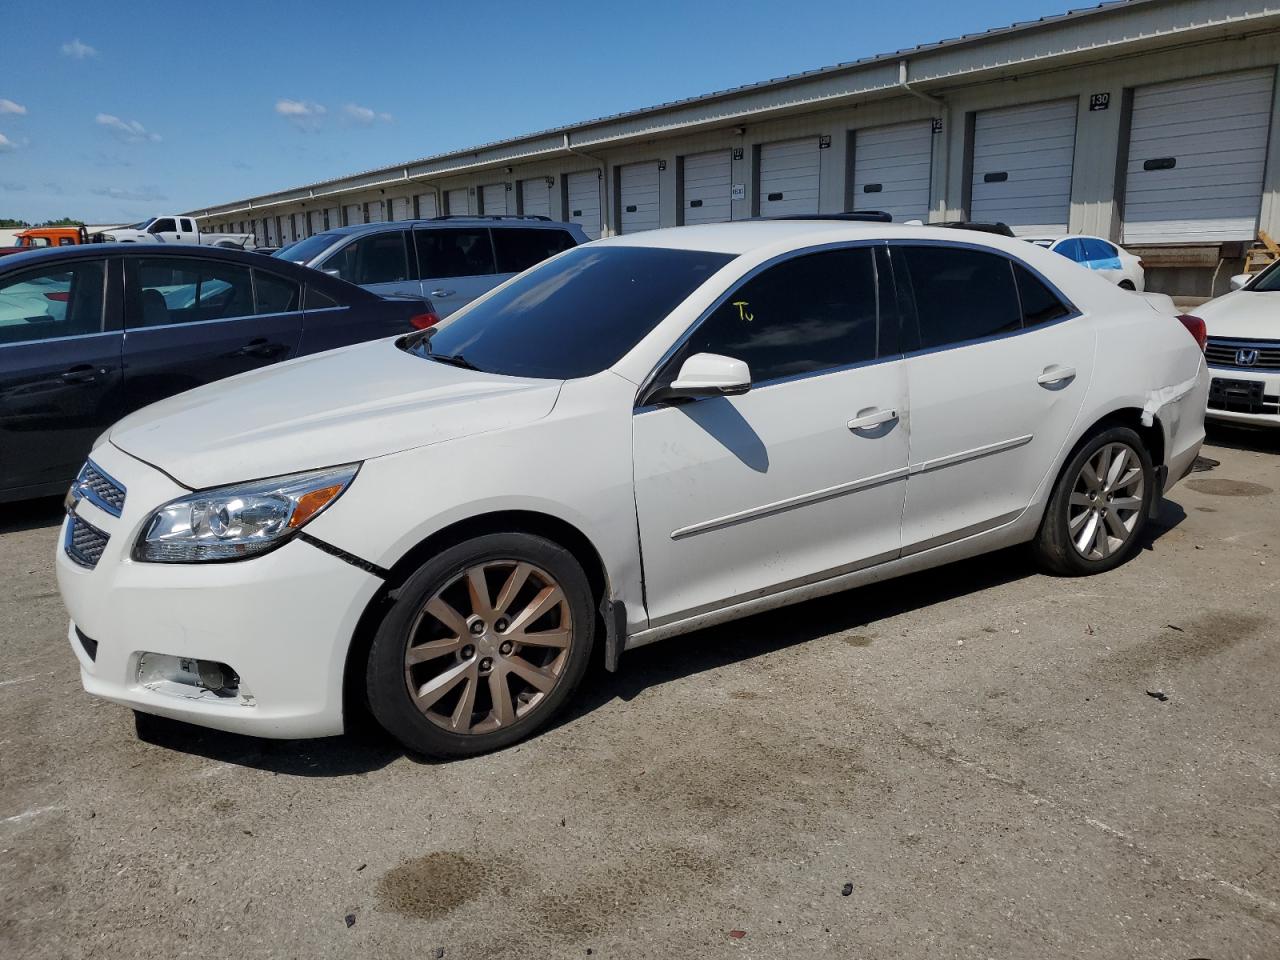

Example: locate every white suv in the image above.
[57,221,1208,757]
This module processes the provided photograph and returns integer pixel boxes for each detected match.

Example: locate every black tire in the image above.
[1033,425,1154,576]
[366,532,595,758]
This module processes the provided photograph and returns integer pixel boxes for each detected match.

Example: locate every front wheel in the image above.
[1033,426,1154,576]
[366,532,595,758]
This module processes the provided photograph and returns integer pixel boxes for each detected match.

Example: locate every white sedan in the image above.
[1027,234,1146,291]
[57,222,1209,757]
[1196,264,1280,428]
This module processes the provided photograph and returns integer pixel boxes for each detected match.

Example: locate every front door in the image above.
[0,256,122,495]
[891,243,1095,550]
[121,255,302,413]
[633,245,909,628]
[414,227,502,317]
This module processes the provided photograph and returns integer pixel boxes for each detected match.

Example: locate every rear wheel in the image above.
[1033,426,1153,576]
[366,532,595,758]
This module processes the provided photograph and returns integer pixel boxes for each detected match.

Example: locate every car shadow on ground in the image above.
[128,497,1187,775]
[0,495,65,535]
[1204,422,1280,455]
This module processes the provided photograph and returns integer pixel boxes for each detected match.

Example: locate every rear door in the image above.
[316,230,419,299]
[121,255,302,413]
[413,227,499,317]
[893,242,1094,551]
[0,256,121,496]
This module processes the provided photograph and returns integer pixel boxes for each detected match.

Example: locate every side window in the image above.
[414,228,496,278]
[58,237,75,246]
[1081,238,1121,267]
[1013,263,1072,327]
[303,285,339,310]
[675,248,881,384]
[901,245,1021,349]
[0,259,106,345]
[254,271,300,314]
[320,232,409,285]
[180,218,195,233]
[133,257,254,328]
[150,218,177,235]
[492,228,578,274]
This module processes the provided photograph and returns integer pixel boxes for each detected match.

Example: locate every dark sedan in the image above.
[0,244,436,502]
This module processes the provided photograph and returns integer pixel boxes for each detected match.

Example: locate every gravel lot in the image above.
[2,428,1278,960]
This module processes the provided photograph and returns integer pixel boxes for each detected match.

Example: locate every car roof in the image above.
[589,220,1043,256]
[321,217,573,238]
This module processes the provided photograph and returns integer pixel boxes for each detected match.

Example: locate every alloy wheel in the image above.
[1067,442,1145,561]
[402,560,574,734]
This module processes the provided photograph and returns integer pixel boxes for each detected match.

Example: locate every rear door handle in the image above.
[235,337,283,359]
[847,408,899,431]
[1037,364,1077,387]
[60,364,98,384]
[429,288,456,298]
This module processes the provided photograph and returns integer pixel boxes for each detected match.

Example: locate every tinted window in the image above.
[180,219,194,233]
[320,232,410,285]
[58,237,75,246]
[132,257,254,328]
[276,232,342,264]
[675,248,881,384]
[1014,263,1072,327]
[415,228,496,278]
[150,218,176,234]
[304,285,339,309]
[416,246,734,379]
[255,271,300,314]
[901,246,1021,349]
[0,259,106,345]
[492,228,578,274]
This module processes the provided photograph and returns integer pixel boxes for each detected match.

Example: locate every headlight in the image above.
[133,465,358,563]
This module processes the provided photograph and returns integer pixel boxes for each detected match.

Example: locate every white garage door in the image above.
[446,188,470,216]
[681,150,732,225]
[520,178,552,218]
[853,121,933,223]
[391,196,412,221]
[415,193,438,219]
[619,161,661,233]
[758,138,820,217]
[266,218,277,245]
[1123,69,1275,244]
[325,207,339,230]
[566,170,601,239]
[344,204,363,226]
[365,200,386,223]
[309,210,325,236]
[970,99,1077,235]
[481,183,507,216]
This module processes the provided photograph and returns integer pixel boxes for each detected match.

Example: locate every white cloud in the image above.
[61,38,97,59]
[0,99,26,116]
[275,98,327,131]
[0,133,15,152]
[342,103,393,126]
[95,113,161,143]
[91,185,167,203]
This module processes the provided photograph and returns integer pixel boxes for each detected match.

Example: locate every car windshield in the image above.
[126,218,156,230]
[407,245,736,379]
[275,233,343,263]
[1247,261,1280,291]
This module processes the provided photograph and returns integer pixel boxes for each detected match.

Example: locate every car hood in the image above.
[108,338,562,489]
[1198,290,1280,340]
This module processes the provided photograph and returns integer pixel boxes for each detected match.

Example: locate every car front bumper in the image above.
[55,443,382,739]
[1205,366,1280,428]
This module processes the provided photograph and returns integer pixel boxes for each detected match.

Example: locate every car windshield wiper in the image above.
[427,349,480,371]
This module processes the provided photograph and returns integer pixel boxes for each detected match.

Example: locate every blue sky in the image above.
[2,0,1077,224]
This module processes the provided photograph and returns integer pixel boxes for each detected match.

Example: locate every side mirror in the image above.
[1229,273,1251,292]
[649,352,751,404]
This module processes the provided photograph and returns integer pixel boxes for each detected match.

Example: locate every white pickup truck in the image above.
[100,216,256,248]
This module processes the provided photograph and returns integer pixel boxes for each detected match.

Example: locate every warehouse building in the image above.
[190,0,1280,296]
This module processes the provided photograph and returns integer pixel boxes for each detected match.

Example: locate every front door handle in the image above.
[428,288,456,298]
[1037,364,1077,387]
[847,408,899,431]
[60,364,98,384]
[234,338,284,359]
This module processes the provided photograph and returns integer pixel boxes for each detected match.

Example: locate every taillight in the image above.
[1177,313,1207,353]
[409,312,440,330]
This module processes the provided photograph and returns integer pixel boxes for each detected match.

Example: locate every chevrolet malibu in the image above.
[56,222,1210,757]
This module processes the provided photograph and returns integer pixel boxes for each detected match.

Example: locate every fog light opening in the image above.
[136,653,248,703]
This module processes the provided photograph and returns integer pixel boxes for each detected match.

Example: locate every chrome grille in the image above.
[1205,338,1280,371]
[74,460,126,516]
[64,514,110,569]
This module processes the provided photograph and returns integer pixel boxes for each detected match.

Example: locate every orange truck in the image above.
[8,225,91,251]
